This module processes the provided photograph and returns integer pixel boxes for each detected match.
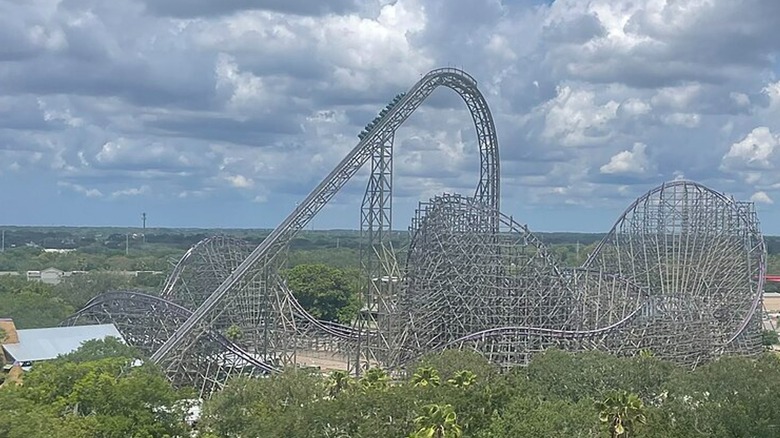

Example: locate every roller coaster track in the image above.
[67,291,278,374]
[151,68,500,364]
[64,68,764,385]
[584,180,766,347]
[392,192,649,367]
[160,236,214,298]
[278,276,362,340]
[418,304,646,359]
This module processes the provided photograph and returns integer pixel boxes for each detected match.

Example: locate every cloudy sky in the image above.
[2,0,780,234]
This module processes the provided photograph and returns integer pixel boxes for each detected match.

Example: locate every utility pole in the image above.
[126,233,129,256]
[141,212,147,244]
[1,229,4,252]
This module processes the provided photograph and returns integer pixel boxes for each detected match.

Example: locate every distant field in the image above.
[0,226,778,275]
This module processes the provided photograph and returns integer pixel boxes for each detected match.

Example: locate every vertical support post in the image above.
[357,134,394,374]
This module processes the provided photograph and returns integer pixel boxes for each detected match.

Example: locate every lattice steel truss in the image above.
[582,181,766,364]
[62,290,275,397]
[390,183,765,368]
[63,68,766,396]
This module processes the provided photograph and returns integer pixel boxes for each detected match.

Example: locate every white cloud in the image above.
[58,181,103,198]
[730,92,750,108]
[722,126,780,170]
[28,24,67,52]
[544,0,780,88]
[111,185,150,198]
[600,142,652,175]
[764,81,780,110]
[93,139,214,172]
[750,191,774,204]
[660,113,700,128]
[197,0,431,93]
[541,85,619,147]
[215,54,271,111]
[619,98,651,117]
[225,174,254,189]
[651,84,702,111]
[2,0,780,230]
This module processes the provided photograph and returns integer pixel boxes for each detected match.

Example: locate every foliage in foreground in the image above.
[198,349,780,438]
[0,339,191,438]
[4,342,780,437]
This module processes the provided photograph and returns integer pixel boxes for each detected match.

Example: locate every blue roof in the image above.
[2,324,124,362]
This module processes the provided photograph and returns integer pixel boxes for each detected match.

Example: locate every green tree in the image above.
[652,354,780,438]
[0,277,72,328]
[596,390,646,438]
[200,370,325,437]
[0,339,189,437]
[327,370,355,397]
[0,389,97,438]
[446,370,477,389]
[480,396,598,438]
[360,367,390,391]
[411,366,441,388]
[225,324,243,343]
[285,264,359,323]
[53,272,135,309]
[761,329,778,348]
[409,403,462,438]
[57,337,140,363]
[414,349,495,384]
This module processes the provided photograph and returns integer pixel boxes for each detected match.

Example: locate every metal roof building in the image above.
[2,323,124,363]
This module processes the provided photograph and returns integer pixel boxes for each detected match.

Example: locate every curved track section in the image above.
[392,181,765,368]
[64,180,768,393]
[159,235,267,346]
[63,290,276,397]
[413,302,647,364]
[584,180,766,364]
[161,235,251,306]
[64,242,361,387]
[62,67,767,390]
[152,67,501,365]
[391,194,646,367]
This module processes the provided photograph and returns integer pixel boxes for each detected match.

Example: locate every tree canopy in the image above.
[0,338,191,438]
[195,349,780,438]
[284,263,360,323]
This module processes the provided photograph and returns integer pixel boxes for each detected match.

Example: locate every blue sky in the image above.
[1,0,780,234]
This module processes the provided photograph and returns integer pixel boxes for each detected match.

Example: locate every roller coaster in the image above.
[64,68,766,397]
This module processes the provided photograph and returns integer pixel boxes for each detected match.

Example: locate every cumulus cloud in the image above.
[660,113,700,128]
[58,181,103,198]
[618,98,651,117]
[751,191,774,204]
[541,85,619,147]
[722,127,780,170]
[138,0,359,18]
[600,142,653,175]
[765,81,780,110]
[544,0,780,88]
[1,0,780,231]
[225,174,254,189]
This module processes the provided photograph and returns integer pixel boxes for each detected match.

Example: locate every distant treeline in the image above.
[2,227,779,254]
